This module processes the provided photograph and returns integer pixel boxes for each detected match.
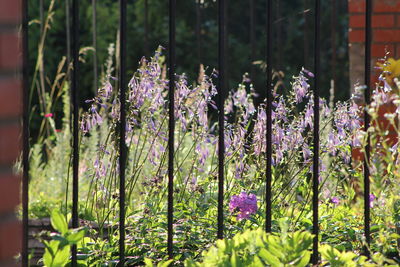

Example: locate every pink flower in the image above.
[229,192,258,220]
[44,113,53,118]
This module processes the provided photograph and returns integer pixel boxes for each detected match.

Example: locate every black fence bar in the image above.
[22,0,29,265]
[39,0,45,95]
[217,0,226,240]
[92,0,98,93]
[71,0,80,266]
[331,0,337,95]
[303,0,309,68]
[66,0,71,72]
[196,0,202,64]
[265,0,272,233]
[167,0,176,259]
[250,0,255,82]
[144,0,149,57]
[364,0,372,256]
[312,0,321,264]
[118,0,127,265]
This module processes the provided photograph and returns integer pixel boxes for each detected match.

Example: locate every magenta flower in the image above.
[229,192,258,220]
[330,197,340,205]
[44,113,53,118]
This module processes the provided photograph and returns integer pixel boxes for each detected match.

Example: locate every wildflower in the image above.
[90,106,103,126]
[195,144,209,166]
[327,133,340,155]
[302,68,314,78]
[302,145,312,161]
[330,197,340,205]
[44,113,53,118]
[369,194,375,207]
[303,102,313,128]
[293,71,311,103]
[98,81,113,99]
[376,58,400,85]
[229,192,258,220]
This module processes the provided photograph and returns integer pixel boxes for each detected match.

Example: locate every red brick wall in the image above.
[349,0,400,87]
[349,0,399,161]
[0,0,22,266]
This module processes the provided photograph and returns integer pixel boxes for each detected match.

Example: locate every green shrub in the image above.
[185,226,313,267]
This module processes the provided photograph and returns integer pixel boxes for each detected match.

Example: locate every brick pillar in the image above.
[349,0,400,161]
[0,0,22,266]
[349,0,400,89]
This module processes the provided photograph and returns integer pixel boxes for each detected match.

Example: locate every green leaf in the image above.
[144,258,154,267]
[43,246,54,267]
[158,259,173,267]
[66,229,86,244]
[52,244,70,267]
[51,210,68,235]
[295,251,310,267]
[258,248,282,267]
[251,256,265,267]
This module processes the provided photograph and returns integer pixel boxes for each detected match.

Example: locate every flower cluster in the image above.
[229,192,258,220]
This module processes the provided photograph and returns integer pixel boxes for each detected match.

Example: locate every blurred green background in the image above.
[28,0,350,137]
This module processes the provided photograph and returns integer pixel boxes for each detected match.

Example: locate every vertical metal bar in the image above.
[196,0,202,64]
[312,0,320,264]
[303,0,309,68]
[364,0,372,257]
[217,0,226,240]
[71,0,79,266]
[119,0,127,265]
[331,0,337,98]
[144,0,149,57]
[250,0,255,81]
[92,0,98,93]
[39,0,46,113]
[276,0,282,70]
[22,0,29,265]
[167,0,176,259]
[265,0,272,233]
[66,0,71,73]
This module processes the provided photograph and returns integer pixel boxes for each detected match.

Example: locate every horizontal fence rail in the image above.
[20,0,376,266]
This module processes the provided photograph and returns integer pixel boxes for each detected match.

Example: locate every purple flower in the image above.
[327,133,340,155]
[302,68,314,78]
[330,197,340,205]
[195,144,209,166]
[229,192,258,220]
[293,71,311,103]
[303,102,313,128]
[369,194,375,207]
[302,145,312,161]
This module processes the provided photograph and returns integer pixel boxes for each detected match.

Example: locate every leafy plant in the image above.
[185,224,313,267]
[42,210,87,267]
[320,244,398,267]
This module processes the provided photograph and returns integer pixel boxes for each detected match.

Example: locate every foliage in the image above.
[27,53,400,265]
[41,210,87,267]
[184,221,313,267]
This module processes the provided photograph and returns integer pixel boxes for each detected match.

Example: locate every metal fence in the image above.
[20,0,373,266]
